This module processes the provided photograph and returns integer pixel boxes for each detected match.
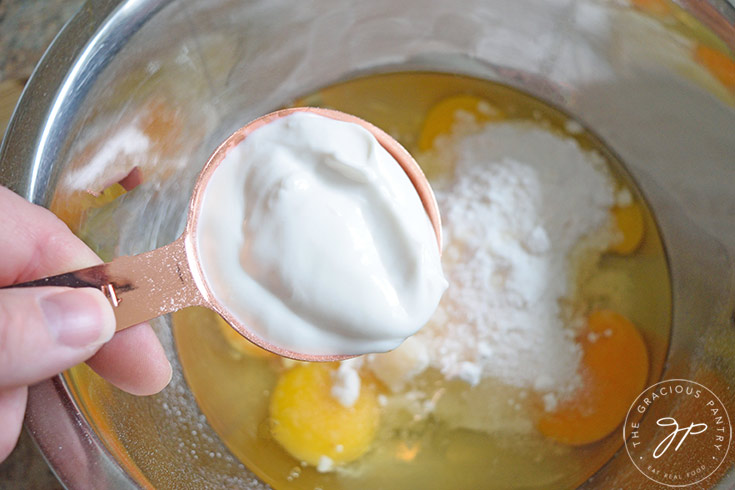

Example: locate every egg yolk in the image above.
[694,44,735,92]
[418,94,503,151]
[215,315,276,360]
[269,363,380,467]
[610,202,645,255]
[537,310,649,446]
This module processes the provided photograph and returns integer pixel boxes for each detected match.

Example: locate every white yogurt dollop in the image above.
[196,112,447,356]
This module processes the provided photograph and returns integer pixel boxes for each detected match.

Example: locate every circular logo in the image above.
[624,379,732,487]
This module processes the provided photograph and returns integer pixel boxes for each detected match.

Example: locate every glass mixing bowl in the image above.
[1,0,734,488]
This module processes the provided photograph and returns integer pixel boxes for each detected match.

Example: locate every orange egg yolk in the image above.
[418,94,503,151]
[537,310,649,446]
[694,44,735,92]
[610,201,645,255]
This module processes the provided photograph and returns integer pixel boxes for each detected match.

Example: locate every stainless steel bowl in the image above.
[1,0,734,488]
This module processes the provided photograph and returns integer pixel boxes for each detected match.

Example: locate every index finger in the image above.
[0,186,102,284]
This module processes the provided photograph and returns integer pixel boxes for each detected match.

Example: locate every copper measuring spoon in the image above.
[6,107,442,361]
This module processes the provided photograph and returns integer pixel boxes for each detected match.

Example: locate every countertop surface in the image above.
[0,1,84,489]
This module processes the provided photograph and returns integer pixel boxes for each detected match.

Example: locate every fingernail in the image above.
[41,289,116,347]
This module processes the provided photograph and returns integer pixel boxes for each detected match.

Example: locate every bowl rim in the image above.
[1,0,170,488]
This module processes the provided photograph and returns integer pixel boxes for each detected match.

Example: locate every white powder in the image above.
[330,358,363,407]
[411,121,616,395]
[316,455,334,473]
[366,336,430,393]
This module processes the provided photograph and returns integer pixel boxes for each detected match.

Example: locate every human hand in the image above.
[0,186,172,462]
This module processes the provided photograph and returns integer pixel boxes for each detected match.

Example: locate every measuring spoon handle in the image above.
[2,238,204,331]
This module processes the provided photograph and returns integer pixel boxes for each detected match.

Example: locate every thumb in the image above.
[0,287,116,389]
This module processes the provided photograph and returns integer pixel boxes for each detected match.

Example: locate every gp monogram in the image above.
[624,379,732,487]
